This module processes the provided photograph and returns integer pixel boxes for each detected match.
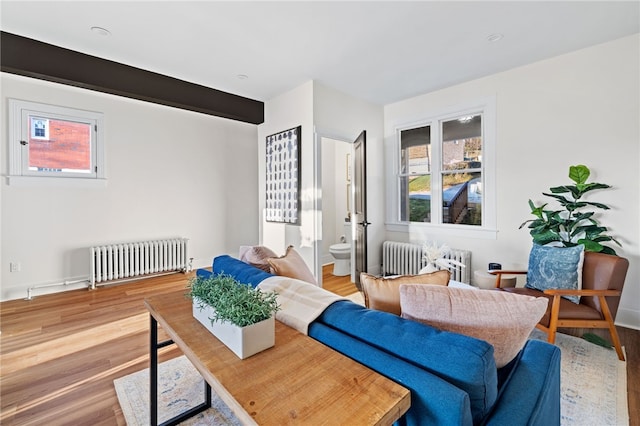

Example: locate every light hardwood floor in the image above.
[0,266,637,425]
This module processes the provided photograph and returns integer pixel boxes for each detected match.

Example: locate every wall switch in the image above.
[10,262,21,272]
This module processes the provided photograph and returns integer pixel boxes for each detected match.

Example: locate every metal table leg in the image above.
[149,315,211,426]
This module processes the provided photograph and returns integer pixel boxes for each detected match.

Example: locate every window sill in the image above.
[385,221,497,239]
[6,176,107,188]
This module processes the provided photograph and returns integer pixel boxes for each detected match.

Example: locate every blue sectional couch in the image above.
[198,255,561,426]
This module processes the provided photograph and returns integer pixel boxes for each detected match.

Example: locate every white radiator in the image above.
[382,241,471,283]
[90,238,189,289]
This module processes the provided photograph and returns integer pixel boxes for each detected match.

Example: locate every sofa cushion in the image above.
[360,271,450,315]
[525,244,584,304]
[267,245,317,284]
[315,300,496,424]
[212,255,273,288]
[399,285,548,368]
[239,245,278,272]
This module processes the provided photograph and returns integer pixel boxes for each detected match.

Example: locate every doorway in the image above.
[319,136,354,287]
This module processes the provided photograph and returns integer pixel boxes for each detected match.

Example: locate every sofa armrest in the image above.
[211,255,274,288]
[309,322,473,426]
[483,339,561,426]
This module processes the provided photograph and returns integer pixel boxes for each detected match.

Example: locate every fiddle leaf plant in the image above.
[519,164,621,255]
[188,274,280,327]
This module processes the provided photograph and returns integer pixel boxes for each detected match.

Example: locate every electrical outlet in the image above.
[10,262,21,272]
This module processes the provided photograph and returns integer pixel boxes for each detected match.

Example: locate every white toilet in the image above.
[329,223,352,276]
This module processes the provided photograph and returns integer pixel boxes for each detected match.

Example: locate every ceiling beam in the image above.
[0,31,264,125]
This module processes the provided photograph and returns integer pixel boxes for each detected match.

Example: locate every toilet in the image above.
[329,223,352,276]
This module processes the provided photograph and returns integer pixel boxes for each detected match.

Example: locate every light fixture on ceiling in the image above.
[91,26,111,36]
[236,74,249,80]
[487,33,503,43]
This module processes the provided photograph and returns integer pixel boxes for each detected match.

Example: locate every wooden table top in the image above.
[145,292,410,425]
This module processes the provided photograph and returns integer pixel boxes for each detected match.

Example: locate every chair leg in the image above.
[599,296,625,361]
[546,295,561,344]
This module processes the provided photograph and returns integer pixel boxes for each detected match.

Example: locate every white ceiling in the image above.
[2,1,639,105]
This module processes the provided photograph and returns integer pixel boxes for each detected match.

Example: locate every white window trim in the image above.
[8,99,106,187]
[385,96,497,239]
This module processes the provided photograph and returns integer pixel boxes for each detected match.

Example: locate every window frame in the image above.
[8,99,106,187]
[386,97,497,239]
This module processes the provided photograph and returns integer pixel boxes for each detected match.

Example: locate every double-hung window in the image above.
[8,99,105,186]
[391,98,496,237]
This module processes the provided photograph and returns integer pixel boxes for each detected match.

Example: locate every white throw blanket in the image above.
[257,276,348,335]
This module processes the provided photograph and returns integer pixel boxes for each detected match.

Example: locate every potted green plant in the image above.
[188,274,280,359]
[520,164,621,255]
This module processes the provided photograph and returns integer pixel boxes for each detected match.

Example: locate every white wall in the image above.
[258,81,315,268]
[384,34,640,329]
[0,73,259,301]
[258,81,383,283]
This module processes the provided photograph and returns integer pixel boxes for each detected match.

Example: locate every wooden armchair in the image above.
[490,251,629,361]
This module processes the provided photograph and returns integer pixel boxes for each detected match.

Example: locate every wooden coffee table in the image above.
[145,292,410,425]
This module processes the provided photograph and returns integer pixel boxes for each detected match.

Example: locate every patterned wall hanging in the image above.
[265,126,301,224]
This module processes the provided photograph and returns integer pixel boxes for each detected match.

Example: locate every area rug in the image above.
[115,324,628,426]
[529,328,628,426]
[114,356,241,426]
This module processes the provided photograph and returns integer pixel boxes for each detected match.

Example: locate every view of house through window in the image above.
[28,116,92,173]
[399,113,483,226]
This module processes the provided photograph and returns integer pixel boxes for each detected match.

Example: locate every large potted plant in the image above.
[520,164,621,255]
[188,274,280,359]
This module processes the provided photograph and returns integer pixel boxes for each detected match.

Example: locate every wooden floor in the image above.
[0,265,637,425]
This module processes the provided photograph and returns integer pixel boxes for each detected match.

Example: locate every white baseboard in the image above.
[615,306,640,331]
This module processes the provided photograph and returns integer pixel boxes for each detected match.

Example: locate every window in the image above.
[390,98,496,237]
[8,99,105,186]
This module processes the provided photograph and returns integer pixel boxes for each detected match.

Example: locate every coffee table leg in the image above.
[149,314,210,426]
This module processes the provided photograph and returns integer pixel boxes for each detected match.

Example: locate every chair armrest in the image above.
[542,288,621,297]
[488,270,527,288]
[487,270,527,275]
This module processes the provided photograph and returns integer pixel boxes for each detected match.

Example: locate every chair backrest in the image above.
[580,252,629,318]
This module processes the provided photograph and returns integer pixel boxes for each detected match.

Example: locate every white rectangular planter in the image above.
[192,298,275,359]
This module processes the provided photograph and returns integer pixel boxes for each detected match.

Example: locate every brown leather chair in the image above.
[490,251,629,361]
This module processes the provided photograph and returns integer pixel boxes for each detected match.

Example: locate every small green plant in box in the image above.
[188,274,280,327]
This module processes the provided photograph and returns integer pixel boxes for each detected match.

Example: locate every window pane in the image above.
[440,115,482,225]
[400,126,430,174]
[442,114,482,171]
[28,116,92,174]
[400,175,431,222]
[400,126,432,222]
[441,172,482,225]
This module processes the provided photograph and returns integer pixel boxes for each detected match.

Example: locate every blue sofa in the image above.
[198,255,561,426]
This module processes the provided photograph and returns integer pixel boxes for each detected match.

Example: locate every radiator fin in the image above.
[90,238,189,288]
[382,241,471,283]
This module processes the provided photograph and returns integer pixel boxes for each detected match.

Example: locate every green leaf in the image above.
[579,183,611,193]
[548,185,572,194]
[582,333,613,349]
[600,246,618,255]
[581,200,611,210]
[569,165,590,185]
[577,239,604,252]
[528,200,547,219]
